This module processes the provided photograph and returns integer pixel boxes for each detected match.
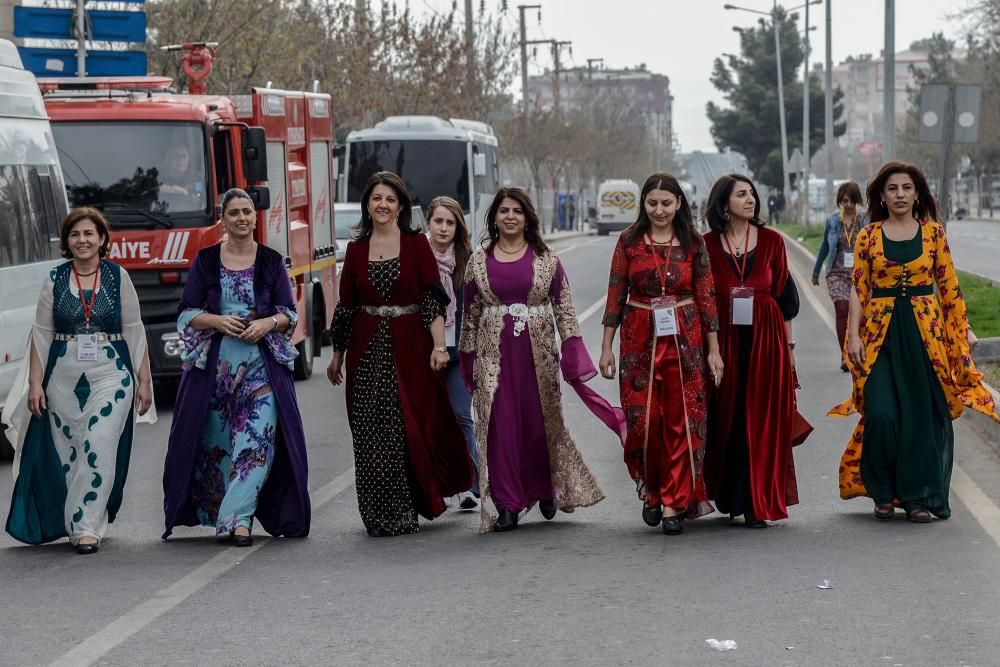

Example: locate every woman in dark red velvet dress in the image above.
[702,174,806,527]
[599,173,723,536]
[327,172,473,537]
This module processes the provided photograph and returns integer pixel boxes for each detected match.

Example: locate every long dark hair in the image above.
[705,173,764,233]
[865,161,939,223]
[623,172,699,253]
[355,171,418,239]
[427,195,472,286]
[483,187,549,255]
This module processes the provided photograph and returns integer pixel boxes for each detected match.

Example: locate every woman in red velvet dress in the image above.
[327,172,473,537]
[599,173,723,536]
[702,174,806,527]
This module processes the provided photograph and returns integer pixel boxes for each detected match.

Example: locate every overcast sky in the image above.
[410,0,971,151]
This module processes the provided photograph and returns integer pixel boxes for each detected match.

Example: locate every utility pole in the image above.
[801,0,811,225]
[825,0,834,211]
[518,4,541,113]
[464,0,475,98]
[75,0,86,77]
[883,0,895,162]
[551,40,572,113]
[773,1,792,202]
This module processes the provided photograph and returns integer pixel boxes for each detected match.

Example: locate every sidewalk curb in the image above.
[776,228,1000,405]
[542,230,595,243]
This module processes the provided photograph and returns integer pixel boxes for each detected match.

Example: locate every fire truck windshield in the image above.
[51,121,210,228]
[347,140,469,212]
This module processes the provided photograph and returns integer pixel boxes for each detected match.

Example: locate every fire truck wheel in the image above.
[293,332,314,380]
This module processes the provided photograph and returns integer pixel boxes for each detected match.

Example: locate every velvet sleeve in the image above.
[601,237,629,328]
[770,234,798,320]
[693,238,720,332]
[331,242,359,352]
[459,273,482,393]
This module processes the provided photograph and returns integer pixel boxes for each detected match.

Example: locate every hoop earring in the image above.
[724,209,730,221]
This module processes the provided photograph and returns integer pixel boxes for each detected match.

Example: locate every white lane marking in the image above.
[556,238,598,255]
[577,296,607,325]
[49,467,357,667]
[779,230,1000,548]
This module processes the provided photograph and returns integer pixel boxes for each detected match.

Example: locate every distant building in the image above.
[526,64,673,170]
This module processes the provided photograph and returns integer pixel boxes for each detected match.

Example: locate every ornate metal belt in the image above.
[485,303,551,336]
[362,304,419,318]
[54,332,123,342]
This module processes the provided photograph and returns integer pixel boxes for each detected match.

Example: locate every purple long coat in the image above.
[162,244,311,538]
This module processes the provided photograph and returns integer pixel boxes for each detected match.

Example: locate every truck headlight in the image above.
[161,332,183,357]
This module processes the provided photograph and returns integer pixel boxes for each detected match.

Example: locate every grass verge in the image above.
[960,271,1000,339]
[771,222,824,255]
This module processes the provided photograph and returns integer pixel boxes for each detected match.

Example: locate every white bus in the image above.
[0,39,69,457]
[343,116,500,242]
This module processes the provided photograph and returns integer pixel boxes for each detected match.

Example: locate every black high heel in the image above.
[539,499,557,520]
[494,508,519,532]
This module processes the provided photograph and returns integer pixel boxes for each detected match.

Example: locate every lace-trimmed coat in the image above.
[460,247,615,532]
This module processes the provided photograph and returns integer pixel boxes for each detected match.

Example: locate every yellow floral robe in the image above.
[829,220,999,499]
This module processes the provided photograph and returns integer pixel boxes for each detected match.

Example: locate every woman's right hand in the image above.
[847,333,865,368]
[214,314,247,337]
[599,349,616,379]
[327,351,344,385]
[27,382,46,417]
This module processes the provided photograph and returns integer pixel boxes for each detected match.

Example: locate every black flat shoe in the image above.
[494,508,518,532]
[366,527,393,537]
[539,499,557,520]
[232,533,253,547]
[75,542,99,555]
[840,362,849,372]
[642,504,663,527]
[744,512,767,529]
[459,495,478,510]
[661,516,683,535]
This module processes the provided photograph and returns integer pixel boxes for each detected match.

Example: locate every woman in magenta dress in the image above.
[460,187,625,533]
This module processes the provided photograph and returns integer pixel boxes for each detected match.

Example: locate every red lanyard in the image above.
[72,264,100,327]
[722,227,750,286]
[647,233,675,293]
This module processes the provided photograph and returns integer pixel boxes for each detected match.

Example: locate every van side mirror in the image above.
[247,185,271,211]
[242,126,268,182]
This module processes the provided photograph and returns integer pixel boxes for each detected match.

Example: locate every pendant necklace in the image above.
[728,224,750,257]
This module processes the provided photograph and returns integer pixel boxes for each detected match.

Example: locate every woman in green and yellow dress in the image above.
[831,161,998,523]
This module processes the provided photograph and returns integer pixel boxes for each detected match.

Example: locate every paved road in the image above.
[945,219,1000,282]
[2,234,1000,666]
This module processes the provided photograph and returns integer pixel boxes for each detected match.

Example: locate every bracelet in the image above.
[433,346,447,353]
[270,315,279,331]
[787,340,796,349]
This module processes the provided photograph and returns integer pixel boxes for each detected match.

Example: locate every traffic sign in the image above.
[859,141,882,157]
[13,7,147,42]
[17,47,147,77]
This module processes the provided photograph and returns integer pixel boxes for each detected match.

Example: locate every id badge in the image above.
[651,296,678,337]
[77,333,99,361]
[843,252,855,269]
[730,287,754,326]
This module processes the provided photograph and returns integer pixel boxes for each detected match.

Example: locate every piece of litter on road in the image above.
[817,580,833,589]
[785,647,794,650]
[706,639,738,651]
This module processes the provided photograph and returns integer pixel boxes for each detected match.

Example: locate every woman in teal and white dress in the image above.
[3,208,154,554]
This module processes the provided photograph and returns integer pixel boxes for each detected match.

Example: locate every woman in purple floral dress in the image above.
[164,189,310,546]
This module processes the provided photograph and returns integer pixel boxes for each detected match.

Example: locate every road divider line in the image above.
[49,467,356,667]
[577,296,606,325]
[779,229,1000,550]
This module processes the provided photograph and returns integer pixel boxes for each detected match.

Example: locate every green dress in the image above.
[859,230,954,517]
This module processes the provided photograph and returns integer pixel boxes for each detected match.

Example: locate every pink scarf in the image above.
[431,241,457,327]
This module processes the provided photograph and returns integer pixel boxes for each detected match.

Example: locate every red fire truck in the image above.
[38,47,337,381]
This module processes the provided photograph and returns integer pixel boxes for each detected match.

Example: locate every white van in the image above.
[596,179,640,236]
[0,39,69,458]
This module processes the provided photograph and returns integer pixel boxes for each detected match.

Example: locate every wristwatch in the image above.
[433,346,447,353]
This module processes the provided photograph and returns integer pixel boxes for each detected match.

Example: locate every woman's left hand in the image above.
[239,317,276,343]
[430,348,449,371]
[136,379,153,416]
[706,350,724,387]
[968,327,978,352]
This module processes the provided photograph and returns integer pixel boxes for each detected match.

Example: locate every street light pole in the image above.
[801,0,811,225]
[825,0,834,211]
[883,0,895,162]
[772,1,792,201]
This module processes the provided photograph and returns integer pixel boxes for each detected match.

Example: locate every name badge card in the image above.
[77,333,99,361]
[843,252,855,269]
[651,296,678,337]
[730,287,755,326]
